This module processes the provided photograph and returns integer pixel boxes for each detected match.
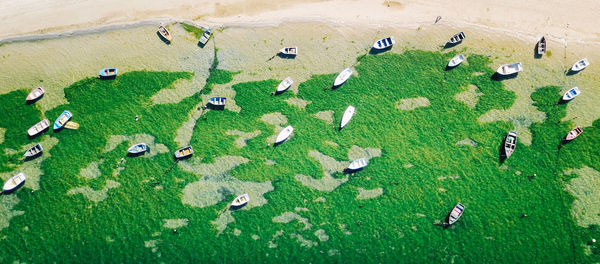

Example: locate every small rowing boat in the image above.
[174,146,193,159]
[3,172,25,192]
[279,46,298,56]
[334,68,352,87]
[64,121,79,130]
[208,97,227,106]
[99,68,117,78]
[348,158,367,171]
[447,54,465,68]
[53,110,72,130]
[128,143,148,155]
[565,126,583,141]
[276,77,293,93]
[496,62,523,75]
[448,32,466,44]
[373,36,395,49]
[571,58,589,72]
[231,193,250,207]
[26,87,45,101]
[158,25,172,41]
[24,144,43,158]
[504,131,517,158]
[275,125,294,144]
[199,28,212,45]
[27,119,49,137]
[562,87,580,101]
[537,36,546,55]
[340,105,355,129]
[444,203,465,226]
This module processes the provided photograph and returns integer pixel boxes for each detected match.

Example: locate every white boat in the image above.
[199,28,212,45]
[571,58,589,72]
[27,119,50,137]
[26,87,45,101]
[496,62,523,75]
[373,36,395,49]
[504,131,517,158]
[537,36,546,55]
[339,105,355,129]
[208,97,227,106]
[348,158,367,170]
[276,77,293,93]
[565,126,583,141]
[448,32,466,44]
[279,46,298,56]
[3,172,25,192]
[158,25,172,41]
[334,68,352,87]
[447,54,465,67]
[445,203,465,226]
[275,125,294,144]
[128,143,148,155]
[562,87,580,101]
[24,144,43,158]
[231,193,249,207]
[174,146,193,159]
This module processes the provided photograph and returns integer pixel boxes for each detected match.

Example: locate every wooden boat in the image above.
[340,105,355,129]
[448,32,466,44]
[565,126,583,141]
[128,143,148,155]
[444,203,465,226]
[279,46,298,56]
[334,68,352,87]
[64,121,79,130]
[24,144,43,158]
[571,58,589,72]
[447,54,465,67]
[53,110,72,130]
[26,87,45,101]
[562,87,580,101]
[276,77,293,93]
[99,68,117,78]
[275,125,294,144]
[372,36,395,49]
[208,97,227,106]
[496,62,523,75]
[174,146,193,159]
[348,158,367,170]
[199,28,212,45]
[504,131,517,158]
[158,25,172,41]
[231,193,250,207]
[27,119,50,137]
[3,172,25,192]
[537,36,546,55]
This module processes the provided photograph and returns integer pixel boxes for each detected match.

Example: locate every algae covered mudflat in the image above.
[1,29,600,263]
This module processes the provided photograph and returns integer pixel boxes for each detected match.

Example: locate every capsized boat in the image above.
[373,36,395,49]
[276,77,293,93]
[174,146,193,159]
[279,46,298,56]
[231,193,250,207]
[447,54,465,68]
[448,32,466,44]
[99,68,117,78]
[3,172,25,192]
[24,144,43,158]
[562,87,580,101]
[27,119,50,137]
[348,158,367,170]
[53,110,72,130]
[158,25,172,41]
[504,131,517,158]
[565,126,583,141]
[208,97,227,106]
[334,68,352,87]
[64,121,79,130]
[128,143,148,155]
[537,36,546,55]
[26,87,45,101]
[571,58,589,72]
[496,62,523,75]
[340,105,355,129]
[444,203,465,226]
[275,125,294,144]
[199,28,212,45]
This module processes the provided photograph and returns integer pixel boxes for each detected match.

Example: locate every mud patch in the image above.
[314,110,334,123]
[0,195,25,232]
[356,187,383,200]
[226,129,262,148]
[454,85,483,108]
[0,136,59,191]
[285,97,312,109]
[397,97,430,110]
[564,166,600,227]
[291,233,318,248]
[314,229,329,242]
[80,160,104,179]
[0,127,5,144]
[456,138,479,147]
[67,179,121,203]
[163,219,189,229]
[272,212,312,230]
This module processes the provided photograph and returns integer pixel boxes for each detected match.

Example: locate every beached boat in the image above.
[279,46,298,56]
[504,131,517,158]
[448,32,466,44]
[24,144,43,158]
[537,36,546,55]
[27,119,49,137]
[276,77,293,93]
[496,62,523,75]
[208,97,227,106]
[26,87,45,101]
[199,28,212,45]
[64,121,79,130]
[99,68,117,78]
[373,36,395,49]
[128,143,148,155]
[348,158,367,171]
[231,193,250,207]
[340,105,355,129]
[565,126,583,141]
[447,54,465,68]
[275,125,294,144]
[3,172,25,192]
[53,110,72,130]
[444,203,465,226]
[571,58,589,72]
[158,25,172,41]
[563,87,580,101]
[334,68,352,87]
[174,146,193,159]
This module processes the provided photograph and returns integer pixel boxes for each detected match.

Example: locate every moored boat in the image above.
[447,54,465,68]
[571,58,589,72]
[339,105,355,129]
[158,25,172,41]
[334,68,352,87]
[174,146,193,159]
[231,193,250,207]
[26,87,45,101]
[448,32,466,44]
[444,203,465,226]
[199,28,212,45]
[504,131,517,158]
[53,110,72,130]
[373,36,395,49]
[562,87,580,101]
[565,126,583,141]
[208,97,227,106]
[64,121,79,130]
[348,158,367,170]
[128,143,148,155]
[24,144,43,158]
[496,62,523,75]
[537,36,546,55]
[275,125,294,144]
[3,172,25,192]
[279,46,298,56]
[27,119,50,137]
[276,77,293,93]
[99,68,117,78]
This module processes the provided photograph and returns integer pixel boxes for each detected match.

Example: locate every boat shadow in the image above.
[24,153,42,161]
[127,150,149,158]
[443,42,460,49]
[565,69,578,76]
[1,181,25,195]
[156,31,171,45]
[369,47,392,55]
[498,139,507,164]
[229,203,248,211]
[206,104,225,110]
[533,43,542,59]
[556,98,569,105]
[491,72,518,81]
[98,75,116,80]
[277,53,296,59]
[25,95,44,105]
[444,65,458,71]
[197,41,207,48]
[28,128,49,140]
[343,167,363,174]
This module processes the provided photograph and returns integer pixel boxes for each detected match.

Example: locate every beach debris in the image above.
[435,16,442,24]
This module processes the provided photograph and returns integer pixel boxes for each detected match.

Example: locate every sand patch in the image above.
[479,111,541,147]
[261,112,288,143]
[356,187,383,200]
[338,223,352,235]
[314,229,329,242]
[291,233,318,248]
[285,97,312,109]
[0,136,59,191]
[268,230,284,248]
[0,127,5,144]
[178,155,249,177]
[252,235,260,240]
[211,211,235,236]
[397,97,430,110]
[104,134,169,157]
[163,219,189,229]
[265,160,276,166]
[273,212,313,230]
[314,110,334,123]
[80,160,104,179]
[0,195,25,232]
[454,85,483,108]
[564,166,600,227]
[233,228,242,236]
[348,145,382,161]
[226,129,262,148]
[328,249,340,256]
[175,101,207,147]
[325,141,339,147]
[67,180,121,203]
[144,239,161,253]
[314,197,326,202]
[456,138,479,147]
[205,83,242,113]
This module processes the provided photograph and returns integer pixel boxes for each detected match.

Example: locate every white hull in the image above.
[27,119,50,137]
[448,54,465,67]
[563,87,580,101]
[334,68,352,87]
[372,36,395,49]
[566,126,582,141]
[340,105,355,129]
[24,144,43,157]
[276,77,293,93]
[447,203,465,225]
[571,58,589,72]
[275,125,294,144]
[3,172,25,192]
[279,46,298,55]
[174,146,193,159]
[26,87,45,101]
[231,193,249,207]
[504,131,517,158]
[496,62,523,75]
[348,158,367,170]
[128,143,148,154]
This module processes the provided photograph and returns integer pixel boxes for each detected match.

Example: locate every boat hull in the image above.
[565,126,583,141]
[445,203,465,226]
[99,68,118,78]
[448,54,465,67]
[496,62,523,75]
[275,126,294,144]
[537,36,546,55]
[26,87,45,101]
[199,29,212,44]
[571,58,589,72]
[279,46,298,55]
[128,143,148,155]
[340,105,355,129]
[231,194,250,207]
[3,172,26,192]
[158,26,172,41]
[174,146,193,159]
[276,77,293,93]
[334,68,352,87]
[504,131,518,158]
[28,119,50,137]
[372,37,395,49]
[53,110,72,130]
[348,158,367,170]
[562,87,580,101]
[448,32,466,44]
[24,144,43,158]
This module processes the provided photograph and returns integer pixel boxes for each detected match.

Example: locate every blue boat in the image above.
[53,110,72,130]
[99,68,118,78]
